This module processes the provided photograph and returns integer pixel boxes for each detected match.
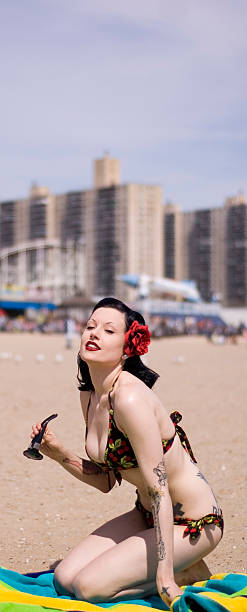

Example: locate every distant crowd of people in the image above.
[0,311,246,344]
[0,312,82,336]
[150,315,246,343]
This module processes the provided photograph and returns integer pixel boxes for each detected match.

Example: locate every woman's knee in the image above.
[72,570,111,603]
[53,562,74,595]
[72,572,98,602]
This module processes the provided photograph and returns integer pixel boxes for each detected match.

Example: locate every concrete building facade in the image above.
[224,194,247,306]
[163,194,247,306]
[85,173,163,302]
[93,153,120,189]
[0,184,86,306]
[1,152,246,310]
[0,155,163,308]
[163,202,184,281]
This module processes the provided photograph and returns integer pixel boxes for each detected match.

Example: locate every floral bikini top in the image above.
[85,373,196,485]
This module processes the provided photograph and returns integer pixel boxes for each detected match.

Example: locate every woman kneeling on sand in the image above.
[31,297,223,607]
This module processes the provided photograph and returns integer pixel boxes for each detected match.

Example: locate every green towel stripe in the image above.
[0,603,66,612]
[0,579,17,592]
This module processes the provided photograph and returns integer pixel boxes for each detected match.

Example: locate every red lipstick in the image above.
[86,341,100,351]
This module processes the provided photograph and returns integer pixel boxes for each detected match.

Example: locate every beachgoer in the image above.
[64,317,76,349]
[30,297,223,607]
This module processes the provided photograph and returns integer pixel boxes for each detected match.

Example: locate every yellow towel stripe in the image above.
[0,589,165,612]
[198,591,247,611]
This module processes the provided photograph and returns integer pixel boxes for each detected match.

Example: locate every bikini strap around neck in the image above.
[85,393,92,432]
[86,370,122,428]
[108,370,122,414]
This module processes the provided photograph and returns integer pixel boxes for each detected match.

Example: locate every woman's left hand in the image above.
[156,569,183,607]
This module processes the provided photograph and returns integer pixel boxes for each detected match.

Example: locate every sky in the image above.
[1,0,247,210]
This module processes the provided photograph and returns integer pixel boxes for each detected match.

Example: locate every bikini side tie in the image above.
[175,511,224,541]
[170,411,197,464]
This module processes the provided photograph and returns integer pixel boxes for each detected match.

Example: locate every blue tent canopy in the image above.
[0,300,57,311]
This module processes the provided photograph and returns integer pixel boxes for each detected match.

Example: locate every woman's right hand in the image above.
[31,422,62,460]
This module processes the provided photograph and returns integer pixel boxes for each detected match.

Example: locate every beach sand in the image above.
[1,332,246,575]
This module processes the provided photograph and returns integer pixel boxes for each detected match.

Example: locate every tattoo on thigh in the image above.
[153,460,167,487]
[148,486,166,561]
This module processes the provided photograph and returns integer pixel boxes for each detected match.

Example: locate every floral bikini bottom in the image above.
[135,491,224,542]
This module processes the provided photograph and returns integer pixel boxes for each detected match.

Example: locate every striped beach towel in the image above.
[0,568,247,611]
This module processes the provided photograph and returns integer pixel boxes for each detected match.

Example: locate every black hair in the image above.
[77,296,159,390]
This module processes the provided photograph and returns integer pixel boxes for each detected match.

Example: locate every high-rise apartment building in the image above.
[225,194,247,306]
[163,203,184,281]
[93,153,120,189]
[163,194,247,306]
[89,154,163,299]
[0,184,85,305]
[1,154,246,310]
[87,182,163,301]
[0,156,163,307]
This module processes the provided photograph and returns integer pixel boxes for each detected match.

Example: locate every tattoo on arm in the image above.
[62,457,82,469]
[62,457,103,475]
[153,460,167,487]
[148,485,166,560]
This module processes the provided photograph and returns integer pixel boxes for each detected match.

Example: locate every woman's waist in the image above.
[136,476,221,517]
[136,492,221,521]
[170,471,220,509]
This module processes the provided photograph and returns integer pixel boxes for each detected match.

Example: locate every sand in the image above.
[0,332,246,575]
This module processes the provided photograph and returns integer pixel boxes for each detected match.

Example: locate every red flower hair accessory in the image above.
[124,320,151,357]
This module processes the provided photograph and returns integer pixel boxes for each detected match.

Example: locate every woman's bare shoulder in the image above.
[116,371,151,399]
[115,372,158,417]
[115,372,171,428]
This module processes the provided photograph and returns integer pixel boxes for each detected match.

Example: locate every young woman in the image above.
[31,297,223,607]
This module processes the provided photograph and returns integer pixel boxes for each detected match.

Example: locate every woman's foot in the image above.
[175,559,211,587]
